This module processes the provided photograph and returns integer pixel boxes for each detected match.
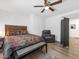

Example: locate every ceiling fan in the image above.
[34,0,62,13]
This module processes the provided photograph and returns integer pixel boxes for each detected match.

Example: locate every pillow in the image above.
[9,32,15,36]
[21,31,28,35]
[9,31,21,36]
[15,31,20,35]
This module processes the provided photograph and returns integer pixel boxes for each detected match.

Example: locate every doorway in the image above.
[69,19,79,48]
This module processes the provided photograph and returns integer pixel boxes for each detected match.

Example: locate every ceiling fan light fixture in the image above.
[45,6,49,10]
[34,0,62,13]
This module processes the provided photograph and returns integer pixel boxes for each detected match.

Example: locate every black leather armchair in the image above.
[42,30,55,43]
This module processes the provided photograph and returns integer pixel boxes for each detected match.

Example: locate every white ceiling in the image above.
[0,0,79,17]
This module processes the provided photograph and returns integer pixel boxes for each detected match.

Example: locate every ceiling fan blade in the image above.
[34,5,44,7]
[44,0,48,6]
[49,7,54,11]
[41,9,45,13]
[50,0,62,6]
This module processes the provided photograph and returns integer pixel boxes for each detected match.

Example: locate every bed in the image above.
[4,25,47,59]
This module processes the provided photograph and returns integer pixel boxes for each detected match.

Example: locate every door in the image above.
[61,17,69,47]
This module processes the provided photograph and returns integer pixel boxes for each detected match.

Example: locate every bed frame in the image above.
[5,25,47,59]
[5,25,28,36]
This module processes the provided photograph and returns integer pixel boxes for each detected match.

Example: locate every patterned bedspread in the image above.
[4,34,42,59]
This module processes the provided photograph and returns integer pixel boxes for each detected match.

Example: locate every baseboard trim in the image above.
[70,37,79,39]
[55,40,60,44]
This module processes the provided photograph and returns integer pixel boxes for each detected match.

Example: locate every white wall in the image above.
[45,16,62,42]
[70,19,79,38]
[44,10,79,42]
[0,11,45,36]
[28,14,45,36]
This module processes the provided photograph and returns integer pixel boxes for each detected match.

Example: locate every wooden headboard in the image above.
[5,25,28,36]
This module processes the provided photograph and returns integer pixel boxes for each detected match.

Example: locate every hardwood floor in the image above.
[23,38,79,59]
[1,38,79,59]
[50,38,79,59]
[0,49,3,59]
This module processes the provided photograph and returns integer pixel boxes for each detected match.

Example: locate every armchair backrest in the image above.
[42,30,51,36]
